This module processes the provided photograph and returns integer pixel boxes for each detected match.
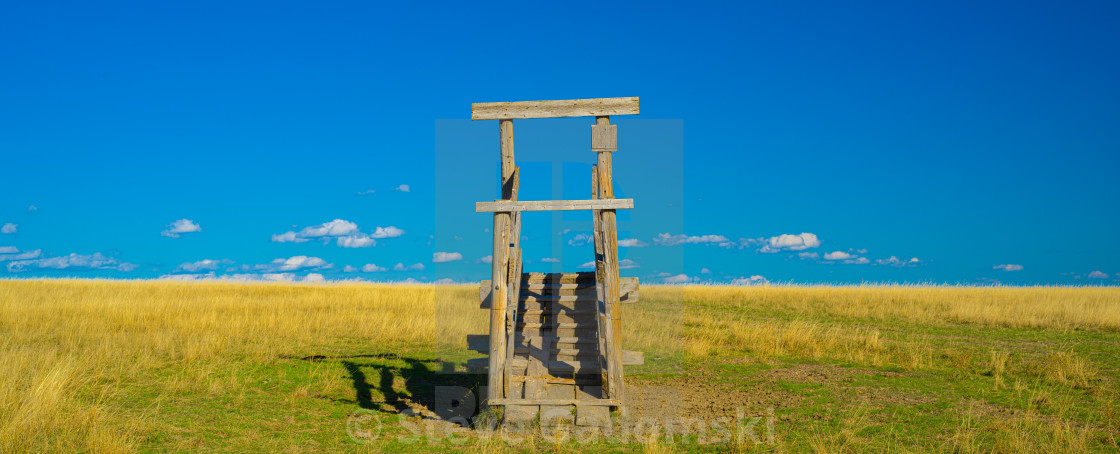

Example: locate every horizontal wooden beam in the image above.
[476,199,633,212]
[471,97,639,120]
[479,277,639,308]
[487,398,623,407]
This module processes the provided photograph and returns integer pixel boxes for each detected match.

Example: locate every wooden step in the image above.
[516,312,597,324]
[467,334,597,350]
[465,340,649,365]
[467,357,602,374]
[479,276,639,309]
[515,299,597,312]
[518,309,596,316]
[517,322,589,330]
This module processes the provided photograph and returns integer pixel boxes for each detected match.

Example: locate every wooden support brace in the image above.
[472,97,639,120]
[592,124,617,151]
[477,199,633,212]
[488,213,510,402]
[595,116,626,408]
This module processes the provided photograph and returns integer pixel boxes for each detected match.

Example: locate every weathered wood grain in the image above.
[488,212,510,402]
[472,97,639,120]
[591,124,617,151]
[487,398,623,407]
[476,199,633,212]
[479,277,639,308]
[591,164,610,398]
[596,116,626,406]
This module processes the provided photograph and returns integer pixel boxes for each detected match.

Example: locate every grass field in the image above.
[1,280,1118,452]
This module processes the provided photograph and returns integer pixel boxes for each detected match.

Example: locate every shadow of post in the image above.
[298,354,484,422]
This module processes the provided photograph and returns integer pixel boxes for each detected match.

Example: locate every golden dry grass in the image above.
[0,279,1117,452]
[645,285,1120,331]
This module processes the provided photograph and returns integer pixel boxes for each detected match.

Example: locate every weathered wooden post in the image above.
[466,97,644,427]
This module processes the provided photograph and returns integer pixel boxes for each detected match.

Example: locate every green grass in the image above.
[2,281,1118,452]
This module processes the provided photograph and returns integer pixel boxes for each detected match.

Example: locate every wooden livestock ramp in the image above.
[465,97,644,427]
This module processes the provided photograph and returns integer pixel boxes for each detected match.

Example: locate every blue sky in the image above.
[2,1,1118,285]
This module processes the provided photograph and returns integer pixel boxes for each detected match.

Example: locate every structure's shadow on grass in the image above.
[293,353,484,422]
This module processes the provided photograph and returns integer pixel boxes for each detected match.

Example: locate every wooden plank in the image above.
[469,358,608,374]
[488,212,510,402]
[503,247,521,398]
[591,124,617,151]
[596,116,626,406]
[623,349,644,366]
[503,404,538,426]
[592,164,610,397]
[500,122,515,198]
[472,97,639,120]
[468,340,641,366]
[503,166,520,399]
[480,293,636,310]
[479,276,636,308]
[476,198,633,212]
[468,335,597,351]
[576,405,611,427]
[488,398,622,407]
[522,272,596,283]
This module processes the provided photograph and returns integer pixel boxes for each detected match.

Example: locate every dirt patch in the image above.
[628,363,933,420]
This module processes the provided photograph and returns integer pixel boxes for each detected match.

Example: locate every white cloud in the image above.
[653,233,730,246]
[700,268,711,274]
[27,205,37,212]
[161,272,326,283]
[479,255,493,264]
[343,265,358,272]
[371,226,405,238]
[541,258,560,263]
[433,252,463,263]
[581,259,638,269]
[8,252,136,272]
[273,220,402,246]
[393,184,410,192]
[876,256,921,267]
[663,273,697,284]
[433,278,457,285]
[0,248,41,261]
[2,223,18,234]
[842,257,871,264]
[300,219,358,238]
[618,238,649,247]
[1088,270,1109,279]
[730,275,769,286]
[758,233,820,253]
[568,233,592,246]
[393,262,425,271]
[362,263,388,272]
[798,252,820,260]
[993,264,1024,272]
[823,251,854,260]
[175,259,230,273]
[271,256,330,271]
[357,190,376,195]
[337,234,375,248]
[161,219,201,238]
[271,231,308,243]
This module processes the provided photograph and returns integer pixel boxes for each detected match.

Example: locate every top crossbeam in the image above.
[471,97,640,120]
